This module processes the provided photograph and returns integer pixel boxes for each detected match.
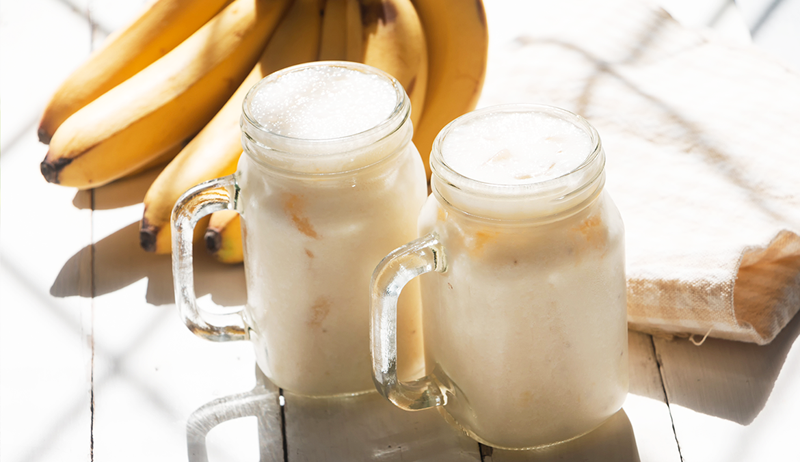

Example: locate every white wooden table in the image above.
[2,1,799,461]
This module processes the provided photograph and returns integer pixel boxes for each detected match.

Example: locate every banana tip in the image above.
[38,127,52,145]
[204,229,222,254]
[139,221,159,253]
[40,157,68,184]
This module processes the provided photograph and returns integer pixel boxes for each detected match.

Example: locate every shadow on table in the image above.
[186,367,640,462]
[50,220,246,308]
[72,164,165,211]
[653,310,800,425]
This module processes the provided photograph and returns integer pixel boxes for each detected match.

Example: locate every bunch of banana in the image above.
[39,0,292,189]
[411,0,489,178]
[140,0,323,254]
[38,0,232,144]
[39,0,488,264]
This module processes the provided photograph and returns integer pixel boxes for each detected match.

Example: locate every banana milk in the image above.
[373,105,628,448]
[237,63,427,396]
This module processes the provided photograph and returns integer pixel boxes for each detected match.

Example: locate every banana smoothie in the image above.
[420,110,628,448]
[378,105,628,448]
[237,63,427,396]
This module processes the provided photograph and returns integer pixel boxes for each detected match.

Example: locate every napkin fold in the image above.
[478,0,800,344]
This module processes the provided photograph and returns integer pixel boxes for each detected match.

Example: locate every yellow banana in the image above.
[140,0,323,254]
[410,0,488,179]
[126,140,187,177]
[38,0,231,144]
[359,0,427,128]
[41,0,290,190]
[205,211,244,264]
[344,0,363,61]
[319,0,347,60]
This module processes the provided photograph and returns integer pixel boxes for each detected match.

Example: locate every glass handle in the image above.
[171,174,247,342]
[370,232,447,410]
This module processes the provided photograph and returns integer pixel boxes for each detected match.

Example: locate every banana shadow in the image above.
[72,165,165,211]
[51,221,246,307]
[186,368,639,462]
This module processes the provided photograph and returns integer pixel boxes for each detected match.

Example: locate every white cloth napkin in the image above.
[477,0,800,344]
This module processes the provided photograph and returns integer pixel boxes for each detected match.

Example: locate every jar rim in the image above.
[430,104,604,198]
[240,61,409,153]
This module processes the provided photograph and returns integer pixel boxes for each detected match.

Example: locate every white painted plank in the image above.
[0,0,91,149]
[0,0,94,461]
[625,332,683,462]
[655,313,800,462]
[205,417,261,462]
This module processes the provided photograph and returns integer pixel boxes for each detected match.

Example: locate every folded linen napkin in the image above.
[477,0,800,344]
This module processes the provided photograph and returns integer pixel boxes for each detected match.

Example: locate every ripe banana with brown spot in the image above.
[359,0,427,128]
[410,0,488,179]
[205,210,244,264]
[140,0,323,254]
[38,0,231,144]
[41,0,289,190]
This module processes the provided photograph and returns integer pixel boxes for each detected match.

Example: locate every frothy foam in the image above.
[248,66,398,140]
[441,111,592,185]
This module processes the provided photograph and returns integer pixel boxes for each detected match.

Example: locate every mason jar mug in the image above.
[172,62,428,396]
[371,104,628,449]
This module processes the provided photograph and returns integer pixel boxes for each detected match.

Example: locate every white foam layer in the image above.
[249,66,397,141]
[441,111,592,185]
